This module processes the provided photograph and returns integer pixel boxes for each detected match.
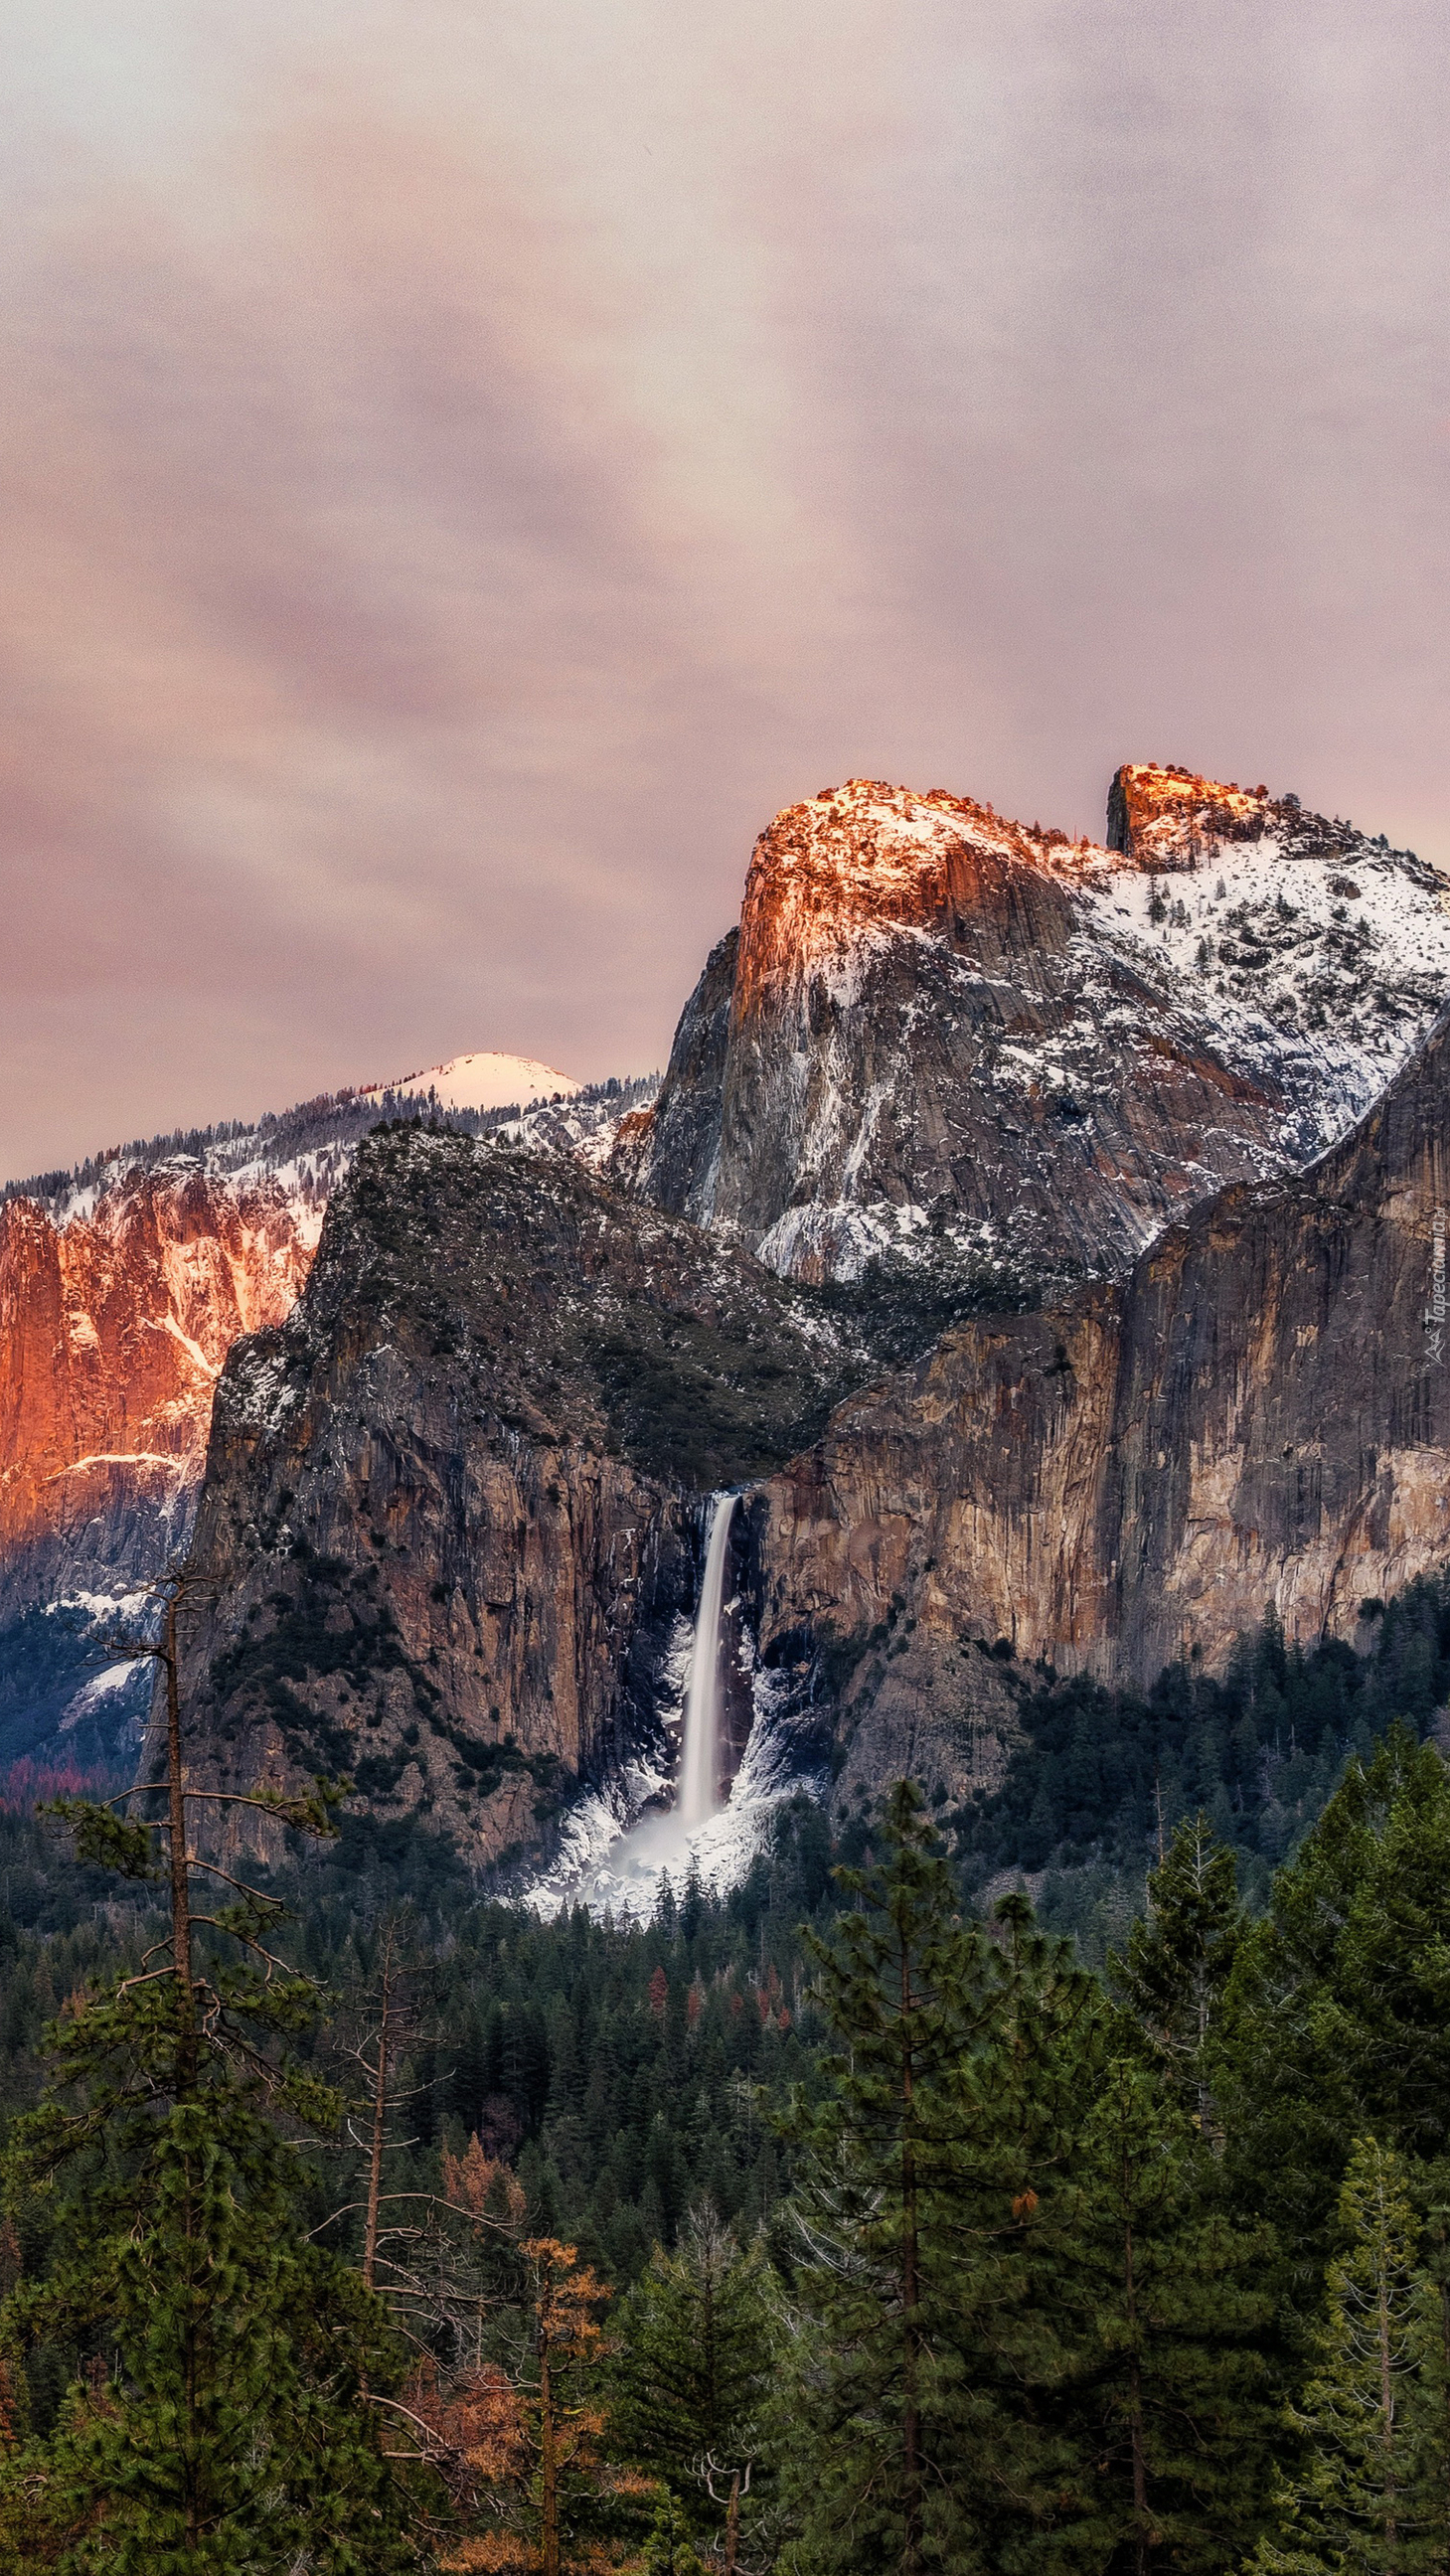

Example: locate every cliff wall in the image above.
[0,1166,317,1620]
[163,1127,869,1865]
[755,1008,1450,1726]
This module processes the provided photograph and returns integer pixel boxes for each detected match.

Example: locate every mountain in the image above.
[752,999,1450,1808]
[14,755,1450,1877]
[615,765,1450,1282]
[0,1053,639,1784]
[162,1124,867,1868]
[161,867,1450,1875]
[168,987,1450,1873]
[364,1051,581,1115]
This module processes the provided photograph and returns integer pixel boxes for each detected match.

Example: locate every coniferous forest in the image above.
[2,1585,1450,2570]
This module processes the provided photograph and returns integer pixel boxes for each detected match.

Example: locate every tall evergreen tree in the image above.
[774,1782,1000,2573]
[1047,2056,1277,2576]
[946,1889,1111,2567]
[0,1568,420,2574]
[1112,1815,1245,2143]
[1251,2140,1443,2576]
[1225,1728,1450,2280]
[611,2205,775,2540]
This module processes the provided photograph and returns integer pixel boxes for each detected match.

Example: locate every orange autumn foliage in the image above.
[431,2239,645,2576]
[443,2134,528,2227]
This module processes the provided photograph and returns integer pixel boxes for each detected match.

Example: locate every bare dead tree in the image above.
[703,2452,754,2575]
[312,1918,523,2376]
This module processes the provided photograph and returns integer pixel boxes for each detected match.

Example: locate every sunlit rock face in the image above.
[0,1062,644,1776]
[755,1005,1450,1707]
[617,769,1450,1284]
[0,1165,318,1620]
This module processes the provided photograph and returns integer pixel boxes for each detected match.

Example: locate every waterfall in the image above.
[677,1492,737,1825]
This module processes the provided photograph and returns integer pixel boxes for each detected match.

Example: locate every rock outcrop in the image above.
[163,1128,870,1866]
[753,1006,1450,1741]
[618,769,1450,1283]
[0,1068,652,1780]
[0,1165,318,1621]
[28,757,1447,1864]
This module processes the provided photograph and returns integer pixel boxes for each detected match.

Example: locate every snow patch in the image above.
[525,1660,823,1924]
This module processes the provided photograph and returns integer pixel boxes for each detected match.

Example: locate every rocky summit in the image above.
[615,766,1450,1283]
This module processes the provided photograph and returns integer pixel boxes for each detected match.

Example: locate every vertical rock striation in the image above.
[163,1128,870,1866]
[0,1166,318,1619]
[755,1008,1450,1725]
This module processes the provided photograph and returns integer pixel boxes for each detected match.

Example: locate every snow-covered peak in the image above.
[629,759,1450,1286]
[6,1050,590,1230]
[1061,770,1450,1150]
[737,764,1450,1144]
[365,1050,580,1115]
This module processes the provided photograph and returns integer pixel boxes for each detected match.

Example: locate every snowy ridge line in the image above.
[2,1068,659,1224]
[708,775,1450,1286]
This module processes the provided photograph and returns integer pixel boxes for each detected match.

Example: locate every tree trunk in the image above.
[1124,2204,1150,2576]
[363,1938,396,2293]
[725,2468,741,2575]
[160,1582,204,2552]
[899,1929,922,2576]
[1439,2272,1450,2571]
[540,2334,560,2576]
[1379,2271,1398,2568]
[163,1587,198,2103]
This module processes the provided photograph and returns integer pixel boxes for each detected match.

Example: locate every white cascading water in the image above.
[677,1492,736,1825]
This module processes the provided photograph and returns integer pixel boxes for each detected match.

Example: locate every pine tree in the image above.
[0,1567,420,2574]
[1112,1814,1245,2143]
[774,1780,1012,2575]
[1226,1727,1450,2278]
[642,2489,708,2574]
[438,2236,644,2576]
[611,2204,775,2540]
[1047,2055,1277,2576]
[1251,2139,1442,2576]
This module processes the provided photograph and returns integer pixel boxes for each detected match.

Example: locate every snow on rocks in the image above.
[524,1659,823,1924]
[627,766,1450,1286]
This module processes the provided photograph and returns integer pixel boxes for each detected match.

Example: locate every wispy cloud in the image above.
[2,0,1446,1175]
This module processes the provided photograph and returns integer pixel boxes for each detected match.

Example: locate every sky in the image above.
[2,0,1447,1180]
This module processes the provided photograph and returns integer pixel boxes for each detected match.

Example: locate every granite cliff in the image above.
[0,1165,318,1626]
[0,1059,637,1780]
[616,764,1450,1283]
[162,993,1450,1873]
[19,756,1449,1872]
[161,1127,866,1867]
[750,1001,1450,1807]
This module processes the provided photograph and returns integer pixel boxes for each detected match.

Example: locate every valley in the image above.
[2,757,1449,1907]
[4,757,1450,2572]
